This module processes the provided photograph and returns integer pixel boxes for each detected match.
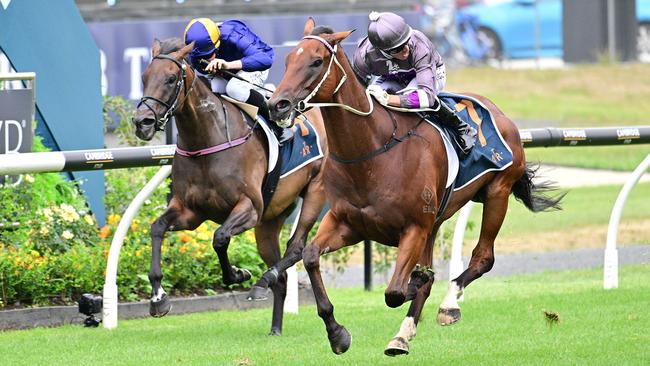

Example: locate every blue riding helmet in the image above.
[184,18,221,70]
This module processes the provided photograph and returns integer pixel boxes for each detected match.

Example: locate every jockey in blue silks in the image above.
[184,18,294,144]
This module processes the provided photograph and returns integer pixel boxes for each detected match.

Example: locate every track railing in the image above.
[1,126,649,328]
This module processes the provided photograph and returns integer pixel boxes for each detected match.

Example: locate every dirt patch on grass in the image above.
[339,219,650,265]
[489,219,650,255]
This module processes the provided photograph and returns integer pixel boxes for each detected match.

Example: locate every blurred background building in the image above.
[75,0,418,21]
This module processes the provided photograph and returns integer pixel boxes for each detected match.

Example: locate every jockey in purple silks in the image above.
[353,11,477,156]
[184,18,293,144]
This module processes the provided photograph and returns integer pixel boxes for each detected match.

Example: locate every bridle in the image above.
[297,35,426,165]
[136,54,197,131]
[296,35,374,116]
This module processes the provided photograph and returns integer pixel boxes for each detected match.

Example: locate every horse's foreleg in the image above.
[252,218,287,336]
[385,233,435,356]
[249,178,326,299]
[304,211,360,354]
[438,185,511,326]
[149,203,198,317]
[385,225,429,308]
[213,197,259,285]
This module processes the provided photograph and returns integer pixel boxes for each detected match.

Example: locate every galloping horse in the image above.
[268,19,562,354]
[132,38,328,336]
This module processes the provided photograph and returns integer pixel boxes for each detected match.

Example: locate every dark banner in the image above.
[86,12,419,100]
[0,88,33,154]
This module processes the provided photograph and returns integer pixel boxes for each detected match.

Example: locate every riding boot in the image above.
[246,90,294,145]
[434,102,477,157]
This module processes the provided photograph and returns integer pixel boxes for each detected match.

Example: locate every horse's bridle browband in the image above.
[137,54,197,132]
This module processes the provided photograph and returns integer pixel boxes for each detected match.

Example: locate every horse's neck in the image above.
[174,84,247,150]
[321,52,396,161]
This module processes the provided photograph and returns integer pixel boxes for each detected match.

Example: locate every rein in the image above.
[139,53,255,158]
[296,35,374,116]
[300,35,424,164]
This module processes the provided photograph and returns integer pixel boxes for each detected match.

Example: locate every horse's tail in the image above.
[512,163,565,212]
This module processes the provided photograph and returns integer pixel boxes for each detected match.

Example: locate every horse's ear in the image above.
[152,38,162,58]
[331,30,355,45]
[178,41,194,59]
[303,17,315,36]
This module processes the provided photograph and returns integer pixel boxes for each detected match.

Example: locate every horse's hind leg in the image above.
[254,217,288,336]
[149,201,200,317]
[304,212,361,354]
[385,233,435,356]
[213,197,259,285]
[249,176,326,300]
[437,183,512,326]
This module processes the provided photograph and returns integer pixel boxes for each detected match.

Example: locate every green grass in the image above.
[1,265,649,365]
[465,182,650,241]
[447,64,650,170]
[448,64,650,127]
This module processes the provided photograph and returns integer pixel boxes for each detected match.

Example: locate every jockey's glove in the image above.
[367,85,390,106]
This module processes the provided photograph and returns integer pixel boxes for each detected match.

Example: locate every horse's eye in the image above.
[311,59,323,68]
[166,75,177,84]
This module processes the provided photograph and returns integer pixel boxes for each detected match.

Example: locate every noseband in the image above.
[137,54,196,131]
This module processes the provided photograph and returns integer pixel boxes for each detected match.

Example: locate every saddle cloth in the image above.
[436,92,514,191]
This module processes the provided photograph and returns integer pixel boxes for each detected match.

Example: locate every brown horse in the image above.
[268,19,562,355]
[132,38,328,336]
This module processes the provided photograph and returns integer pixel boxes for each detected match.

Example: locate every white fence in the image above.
[1,126,649,328]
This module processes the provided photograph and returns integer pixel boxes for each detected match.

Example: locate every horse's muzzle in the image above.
[269,97,293,122]
[132,116,157,141]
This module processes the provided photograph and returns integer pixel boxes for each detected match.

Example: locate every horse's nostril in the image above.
[133,116,156,128]
[275,99,291,113]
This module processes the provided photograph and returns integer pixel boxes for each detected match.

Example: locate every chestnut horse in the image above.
[268,19,561,355]
[132,38,327,336]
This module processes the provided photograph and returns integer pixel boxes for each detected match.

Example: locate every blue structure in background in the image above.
[0,0,106,224]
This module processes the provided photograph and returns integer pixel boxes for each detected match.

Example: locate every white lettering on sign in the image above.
[562,129,587,140]
[150,147,175,157]
[519,131,533,142]
[616,128,640,140]
[0,119,23,154]
[1,0,12,11]
[124,47,150,100]
[100,49,108,96]
[84,151,114,161]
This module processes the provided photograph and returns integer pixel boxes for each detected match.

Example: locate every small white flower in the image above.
[61,230,74,240]
[84,215,95,226]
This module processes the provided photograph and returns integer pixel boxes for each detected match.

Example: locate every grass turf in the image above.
[447,64,650,170]
[1,265,648,365]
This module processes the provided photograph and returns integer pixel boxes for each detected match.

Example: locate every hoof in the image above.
[384,336,409,356]
[246,286,270,301]
[268,328,282,336]
[437,307,461,326]
[149,293,172,318]
[223,266,252,285]
[328,325,352,355]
